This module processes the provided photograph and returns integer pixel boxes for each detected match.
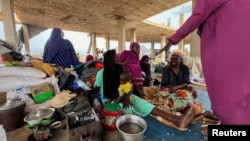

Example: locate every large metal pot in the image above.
[116,114,147,141]
[0,100,26,132]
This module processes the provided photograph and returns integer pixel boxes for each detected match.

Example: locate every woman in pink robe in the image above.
[158,0,250,124]
[119,42,144,97]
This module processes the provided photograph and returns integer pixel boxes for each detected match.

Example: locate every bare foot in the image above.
[175,107,195,128]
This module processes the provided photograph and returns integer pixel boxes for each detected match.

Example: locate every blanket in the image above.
[143,90,211,141]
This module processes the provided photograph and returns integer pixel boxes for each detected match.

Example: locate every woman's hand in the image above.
[186,85,195,93]
[169,86,177,93]
[157,40,173,55]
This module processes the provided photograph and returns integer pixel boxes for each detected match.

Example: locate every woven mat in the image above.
[143,90,210,141]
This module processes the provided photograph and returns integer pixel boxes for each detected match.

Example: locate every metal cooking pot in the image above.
[0,100,26,132]
[116,114,147,141]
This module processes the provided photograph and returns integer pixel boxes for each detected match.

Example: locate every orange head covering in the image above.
[170,51,183,60]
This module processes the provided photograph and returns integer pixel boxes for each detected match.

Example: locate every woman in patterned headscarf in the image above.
[43,28,80,68]
[119,42,144,97]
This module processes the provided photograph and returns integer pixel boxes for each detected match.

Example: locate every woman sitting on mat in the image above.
[84,49,203,131]
[161,52,194,93]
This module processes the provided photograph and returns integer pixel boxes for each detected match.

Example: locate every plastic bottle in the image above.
[0,125,7,141]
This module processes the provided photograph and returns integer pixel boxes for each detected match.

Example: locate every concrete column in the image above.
[190,0,200,57]
[160,34,166,62]
[150,42,155,59]
[91,33,97,57]
[117,17,126,53]
[129,28,136,42]
[167,18,171,27]
[2,0,18,49]
[105,37,110,51]
[178,12,184,53]
[22,24,31,55]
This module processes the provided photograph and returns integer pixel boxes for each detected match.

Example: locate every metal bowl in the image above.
[24,108,55,125]
[116,114,147,141]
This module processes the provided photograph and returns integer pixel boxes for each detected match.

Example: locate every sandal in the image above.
[201,111,221,140]
[202,111,221,125]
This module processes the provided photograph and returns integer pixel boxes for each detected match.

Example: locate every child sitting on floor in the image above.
[114,71,133,109]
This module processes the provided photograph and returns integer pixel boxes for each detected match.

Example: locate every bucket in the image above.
[116,114,147,141]
[103,103,121,130]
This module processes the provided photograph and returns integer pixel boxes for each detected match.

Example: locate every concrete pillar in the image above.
[22,24,31,55]
[178,12,184,53]
[129,28,136,42]
[91,33,97,57]
[1,0,18,49]
[160,34,166,62]
[167,18,171,27]
[117,17,126,53]
[190,0,200,57]
[105,37,110,51]
[150,42,155,59]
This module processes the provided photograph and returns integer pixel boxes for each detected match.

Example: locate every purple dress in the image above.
[169,0,250,124]
[119,42,144,86]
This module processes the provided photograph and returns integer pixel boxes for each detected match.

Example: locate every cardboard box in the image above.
[30,82,54,104]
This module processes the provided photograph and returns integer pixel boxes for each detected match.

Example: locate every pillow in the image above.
[0,67,46,78]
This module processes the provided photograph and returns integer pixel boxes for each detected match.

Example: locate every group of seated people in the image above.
[0,31,204,131]
[82,47,204,131]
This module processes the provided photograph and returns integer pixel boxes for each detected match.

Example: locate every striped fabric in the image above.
[43,28,80,68]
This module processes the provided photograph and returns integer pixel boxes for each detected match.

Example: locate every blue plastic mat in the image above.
[143,90,210,141]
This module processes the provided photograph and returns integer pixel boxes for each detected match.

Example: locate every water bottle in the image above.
[0,125,7,141]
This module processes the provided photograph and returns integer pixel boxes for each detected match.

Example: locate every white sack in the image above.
[0,75,60,93]
[0,67,46,78]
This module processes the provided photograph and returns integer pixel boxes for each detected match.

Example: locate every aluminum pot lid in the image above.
[0,100,25,110]
[24,108,55,122]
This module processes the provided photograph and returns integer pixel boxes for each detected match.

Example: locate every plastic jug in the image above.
[0,125,7,141]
